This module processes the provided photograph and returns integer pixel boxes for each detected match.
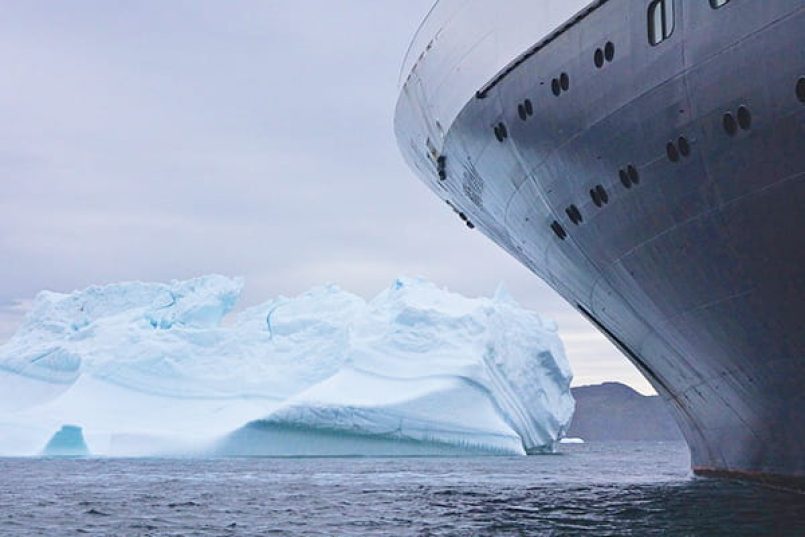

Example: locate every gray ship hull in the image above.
[396,0,804,485]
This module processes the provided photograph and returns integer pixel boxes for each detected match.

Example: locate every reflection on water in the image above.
[0,442,802,536]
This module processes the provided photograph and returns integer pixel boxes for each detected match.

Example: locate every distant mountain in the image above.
[567,382,683,442]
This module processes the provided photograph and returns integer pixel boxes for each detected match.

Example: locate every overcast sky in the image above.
[0,1,653,393]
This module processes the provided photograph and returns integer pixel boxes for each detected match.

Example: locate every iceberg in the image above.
[0,275,574,457]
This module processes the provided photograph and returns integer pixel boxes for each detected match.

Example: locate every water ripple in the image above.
[0,443,802,536]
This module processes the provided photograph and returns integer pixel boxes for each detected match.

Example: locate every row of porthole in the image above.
[565,204,583,225]
[518,99,534,121]
[590,184,610,207]
[721,77,803,139]
[551,73,571,97]
[493,69,571,139]
[719,77,803,141]
[497,40,621,137]
[550,165,639,239]
[619,165,640,189]
[446,200,476,229]
[511,81,803,240]
[551,89,787,237]
[436,155,447,181]
[495,41,618,140]
[594,42,615,69]
[666,136,691,162]
[548,83,792,239]
[723,106,751,136]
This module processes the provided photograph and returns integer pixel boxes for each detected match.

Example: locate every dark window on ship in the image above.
[797,77,805,103]
[618,166,641,188]
[604,42,615,62]
[518,99,534,121]
[494,122,508,142]
[590,185,609,207]
[597,185,609,204]
[737,106,752,130]
[594,48,605,68]
[591,188,602,207]
[628,165,640,185]
[551,78,561,96]
[551,221,567,240]
[648,0,675,46]
[723,112,738,136]
[566,205,583,225]
[594,43,615,68]
[619,169,632,189]
[678,136,691,157]
[710,0,730,8]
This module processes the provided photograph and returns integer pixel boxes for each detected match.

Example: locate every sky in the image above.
[0,0,653,394]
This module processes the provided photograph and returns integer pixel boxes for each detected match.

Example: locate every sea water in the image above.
[0,442,802,536]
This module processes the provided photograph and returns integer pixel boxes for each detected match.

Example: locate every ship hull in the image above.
[396,0,804,485]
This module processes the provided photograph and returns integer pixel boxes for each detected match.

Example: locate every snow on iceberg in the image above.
[0,275,574,457]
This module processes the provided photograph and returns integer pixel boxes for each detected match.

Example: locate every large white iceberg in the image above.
[0,275,574,457]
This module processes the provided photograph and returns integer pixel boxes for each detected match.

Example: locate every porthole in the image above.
[737,106,752,130]
[591,188,602,207]
[678,137,690,157]
[710,0,730,8]
[604,42,615,62]
[591,185,609,207]
[560,73,570,92]
[494,122,508,142]
[524,99,533,116]
[596,185,609,204]
[667,142,680,162]
[518,104,527,121]
[566,205,583,225]
[798,77,805,103]
[619,169,632,189]
[551,221,567,240]
[551,78,561,96]
[723,112,738,136]
[627,165,640,185]
[594,49,604,68]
